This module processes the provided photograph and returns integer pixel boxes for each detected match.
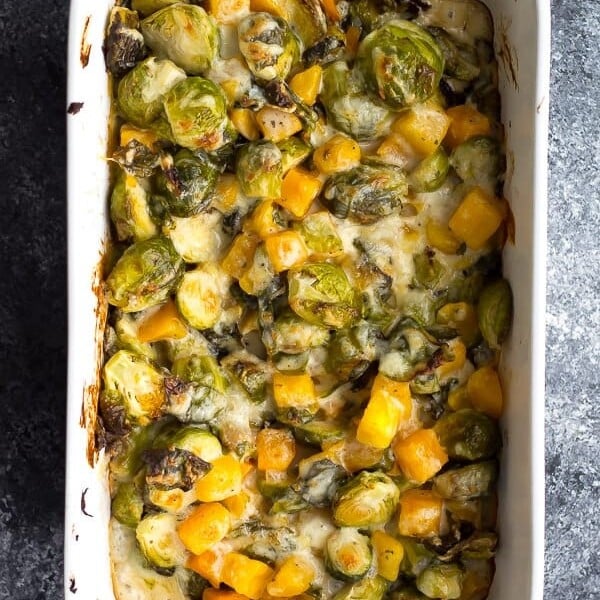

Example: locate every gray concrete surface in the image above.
[0,0,598,597]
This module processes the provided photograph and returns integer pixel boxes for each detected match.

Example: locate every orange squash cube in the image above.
[221,233,260,280]
[249,0,285,16]
[222,492,250,518]
[230,108,260,141]
[398,489,444,537]
[445,104,492,148]
[256,428,296,471]
[246,199,286,239]
[195,454,243,502]
[467,366,503,418]
[267,556,315,597]
[177,503,231,555]
[426,220,462,255]
[436,338,467,380]
[203,589,249,600]
[278,167,323,218]
[265,231,309,273]
[290,65,323,105]
[392,103,451,157]
[313,134,361,174]
[187,550,223,588]
[272,372,317,411]
[393,429,448,483]
[137,299,188,342]
[221,553,274,600]
[372,530,404,581]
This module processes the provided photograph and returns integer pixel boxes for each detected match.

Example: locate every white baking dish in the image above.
[64,2,550,597]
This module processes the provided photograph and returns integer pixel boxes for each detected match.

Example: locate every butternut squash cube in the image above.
[178,503,231,555]
[356,374,412,449]
[257,428,296,471]
[246,199,285,239]
[313,134,361,174]
[203,589,249,600]
[256,107,303,143]
[195,455,243,502]
[436,338,467,380]
[230,108,260,141]
[265,231,308,272]
[279,167,323,218]
[467,366,503,418]
[290,65,323,105]
[137,299,188,342]
[393,429,448,484]
[392,103,451,157]
[187,550,223,588]
[448,386,471,411]
[120,124,158,149]
[272,372,317,411]
[267,556,315,597]
[437,302,480,347]
[445,104,492,148]
[398,489,444,537]
[221,553,274,600]
[222,492,249,518]
[221,233,260,280]
[372,530,404,581]
[249,0,285,17]
[426,220,462,255]
[448,187,504,250]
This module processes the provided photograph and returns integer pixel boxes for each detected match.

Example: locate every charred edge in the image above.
[81,488,93,517]
[67,102,84,115]
[69,578,78,594]
[498,29,519,90]
[80,16,92,68]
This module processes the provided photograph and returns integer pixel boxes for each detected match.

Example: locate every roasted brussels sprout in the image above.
[270,310,330,354]
[293,420,347,447]
[428,27,480,82]
[172,354,228,393]
[155,150,219,217]
[288,263,362,329]
[293,211,343,259]
[111,139,161,179]
[222,354,268,403]
[416,563,463,599]
[286,0,327,47]
[141,4,218,74]
[321,163,408,224]
[449,136,503,193]
[356,20,444,110]
[333,471,399,527]
[104,6,146,77]
[236,141,284,199]
[320,61,392,141]
[142,447,211,490]
[326,528,372,581]
[326,323,381,381]
[166,424,222,461]
[400,537,435,577]
[110,172,158,242]
[477,278,513,350]
[106,237,184,312]
[117,57,186,127]
[102,350,165,426]
[434,409,501,461]
[162,77,233,152]
[332,576,388,600]
[111,481,144,528]
[303,27,346,66]
[410,148,450,193]
[433,461,498,500]
[232,522,298,563]
[132,0,184,17]
[135,512,187,569]
[413,251,446,291]
[278,136,313,173]
[296,458,347,507]
[238,13,300,81]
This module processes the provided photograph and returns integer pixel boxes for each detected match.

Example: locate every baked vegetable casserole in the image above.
[99,0,513,598]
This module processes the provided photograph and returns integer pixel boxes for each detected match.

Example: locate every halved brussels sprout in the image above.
[110,173,158,242]
[356,20,444,110]
[132,0,185,17]
[332,576,388,600]
[449,136,503,194]
[416,563,463,599]
[333,471,399,527]
[296,458,347,507]
[428,27,480,82]
[413,251,446,291]
[111,140,161,179]
[286,0,327,48]
[410,148,450,193]
[288,263,362,329]
[321,163,408,224]
[320,61,392,141]
[141,4,218,74]
[142,447,211,490]
[433,461,498,500]
[117,57,186,127]
[162,77,233,152]
[400,537,435,577]
[477,278,513,350]
[278,137,312,173]
[326,323,381,382]
[238,13,300,81]
[104,6,146,77]
[434,409,501,461]
[171,354,228,393]
[135,512,187,569]
[232,521,298,563]
[167,425,222,462]
[270,309,330,354]
[236,141,284,199]
[326,528,372,581]
[221,353,268,403]
[106,237,184,312]
[164,210,225,264]
[293,211,343,259]
[293,420,347,447]
[112,481,144,528]
[155,150,219,218]
[102,350,165,426]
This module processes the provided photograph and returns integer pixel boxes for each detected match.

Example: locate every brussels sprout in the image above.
[222,354,268,403]
[434,409,501,461]
[238,13,300,81]
[477,278,513,350]
[390,588,428,600]
[325,528,372,581]
[333,471,399,527]
[296,458,347,507]
[141,4,218,74]
[135,512,187,569]
[288,263,362,329]
[416,563,463,599]
[270,488,310,514]
[111,140,161,179]
[142,447,211,490]
[106,237,184,312]
[172,354,228,393]
[320,61,393,141]
[332,576,388,600]
[167,425,222,461]
[104,6,146,77]
[322,163,408,224]
[132,0,185,17]
[162,77,233,152]
[356,20,444,110]
[103,350,165,426]
[433,461,498,500]
[110,173,158,243]
[460,558,494,600]
[232,521,298,563]
[278,137,312,173]
[293,420,347,447]
[410,148,450,193]
[270,309,330,354]
[400,537,435,577]
[326,323,381,382]
[112,481,144,528]
[449,137,504,193]
[293,212,343,259]
[273,351,310,373]
[236,141,284,199]
[413,251,446,291]
[348,0,423,33]
[113,310,159,361]
[155,150,219,218]
[117,57,186,127]
[286,0,327,48]
[428,27,480,82]
[303,27,346,66]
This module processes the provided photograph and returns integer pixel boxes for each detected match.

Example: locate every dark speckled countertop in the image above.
[0,1,598,598]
